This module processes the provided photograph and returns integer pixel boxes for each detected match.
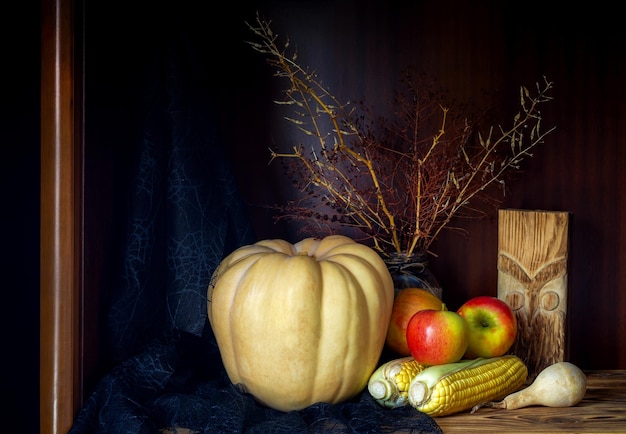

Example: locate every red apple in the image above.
[456,296,517,359]
[386,288,446,356]
[406,308,469,366]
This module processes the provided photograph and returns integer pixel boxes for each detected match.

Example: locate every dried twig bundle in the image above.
[247,13,555,257]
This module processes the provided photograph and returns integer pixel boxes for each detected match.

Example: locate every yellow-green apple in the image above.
[456,296,517,358]
[386,288,446,356]
[406,308,469,366]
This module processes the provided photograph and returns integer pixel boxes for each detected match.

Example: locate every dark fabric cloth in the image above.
[70,4,442,433]
[101,50,253,360]
[70,325,442,434]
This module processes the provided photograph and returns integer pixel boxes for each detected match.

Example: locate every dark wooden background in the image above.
[221,1,625,372]
[30,0,626,431]
[77,0,625,424]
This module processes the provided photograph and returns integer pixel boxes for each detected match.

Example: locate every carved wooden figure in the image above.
[497,209,570,381]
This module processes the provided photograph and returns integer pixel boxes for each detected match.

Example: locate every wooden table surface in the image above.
[433,370,626,433]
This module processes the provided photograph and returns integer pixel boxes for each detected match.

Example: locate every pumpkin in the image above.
[207,234,394,412]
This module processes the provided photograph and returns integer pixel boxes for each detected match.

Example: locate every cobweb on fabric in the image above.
[70,325,443,434]
[165,137,229,337]
[103,42,257,364]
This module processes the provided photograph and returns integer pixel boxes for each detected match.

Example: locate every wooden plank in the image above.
[497,209,570,381]
[434,370,626,433]
[40,0,83,432]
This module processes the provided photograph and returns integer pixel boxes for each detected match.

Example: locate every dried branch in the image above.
[247,12,556,257]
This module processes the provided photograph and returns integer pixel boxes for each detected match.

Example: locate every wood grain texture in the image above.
[434,370,626,433]
[40,0,82,432]
[497,210,570,380]
[230,1,626,370]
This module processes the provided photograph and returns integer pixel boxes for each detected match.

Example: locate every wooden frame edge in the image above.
[40,0,83,432]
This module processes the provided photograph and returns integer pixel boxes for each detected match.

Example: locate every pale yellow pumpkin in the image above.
[207,234,394,412]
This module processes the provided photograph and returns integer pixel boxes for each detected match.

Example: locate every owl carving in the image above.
[497,209,569,381]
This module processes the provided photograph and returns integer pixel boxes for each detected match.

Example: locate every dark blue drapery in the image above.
[69,4,442,433]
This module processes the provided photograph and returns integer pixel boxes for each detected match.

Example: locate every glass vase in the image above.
[383,252,442,300]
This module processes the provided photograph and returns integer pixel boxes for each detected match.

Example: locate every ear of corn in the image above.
[408,355,528,417]
[368,356,427,408]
